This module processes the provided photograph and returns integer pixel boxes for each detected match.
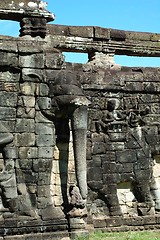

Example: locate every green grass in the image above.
[76,231,160,240]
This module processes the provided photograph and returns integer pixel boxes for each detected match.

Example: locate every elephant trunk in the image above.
[71,105,88,200]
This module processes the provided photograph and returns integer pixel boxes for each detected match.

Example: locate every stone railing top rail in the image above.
[0,0,54,22]
[47,24,160,57]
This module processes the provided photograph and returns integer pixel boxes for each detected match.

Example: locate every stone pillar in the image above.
[20,17,47,38]
[0,0,54,37]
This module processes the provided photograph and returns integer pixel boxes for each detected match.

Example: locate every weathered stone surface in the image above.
[69,218,86,229]
[92,142,106,154]
[3,147,18,159]
[17,106,35,119]
[47,25,160,56]
[0,107,16,120]
[39,83,49,96]
[94,27,110,39]
[38,172,51,185]
[0,0,54,27]
[18,96,35,108]
[20,82,36,96]
[15,119,35,132]
[68,26,94,38]
[0,52,18,67]
[38,147,54,158]
[37,97,51,110]
[18,159,32,170]
[36,134,55,147]
[110,29,126,40]
[47,24,69,36]
[35,123,54,135]
[33,159,52,172]
[19,54,45,69]
[0,92,17,107]
[22,68,45,82]
[0,4,159,238]
[15,133,35,146]
[4,236,25,240]
[45,51,65,69]
[19,147,38,159]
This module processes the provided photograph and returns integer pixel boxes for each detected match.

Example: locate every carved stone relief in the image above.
[87,91,160,217]
[0,2,160,237]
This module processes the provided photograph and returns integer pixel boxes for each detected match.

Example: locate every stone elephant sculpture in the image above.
[38,69,90,216]
[88,99,159,216]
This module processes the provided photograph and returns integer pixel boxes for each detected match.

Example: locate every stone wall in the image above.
[0,1,159,239]
[82,64,160,217]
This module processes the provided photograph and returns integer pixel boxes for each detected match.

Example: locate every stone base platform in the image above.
[0,217,69,240]
[91,214,160,232]
[1,215,160,239]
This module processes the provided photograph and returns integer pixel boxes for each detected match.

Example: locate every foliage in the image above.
[76,231,160,240]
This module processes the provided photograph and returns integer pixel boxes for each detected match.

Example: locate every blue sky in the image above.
[0,0,160,66]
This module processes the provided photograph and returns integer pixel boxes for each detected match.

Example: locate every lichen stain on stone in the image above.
[0,0,47,10]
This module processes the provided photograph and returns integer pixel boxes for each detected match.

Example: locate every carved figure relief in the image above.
[88,95,160,216]
[0,123,16,214]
